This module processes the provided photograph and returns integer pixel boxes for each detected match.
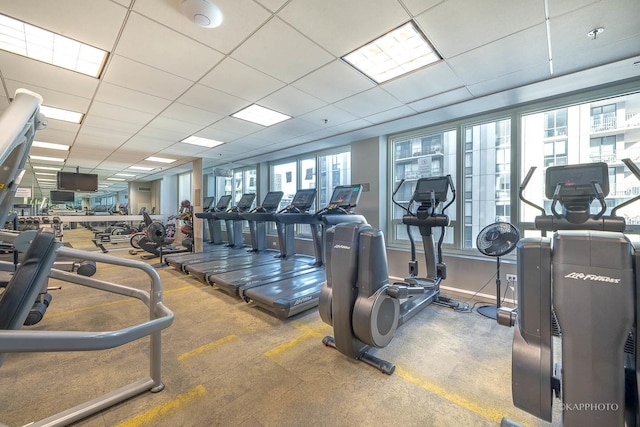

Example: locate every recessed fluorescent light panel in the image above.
[232,104,291,127]
[0,13,108,77]
[29,155,65,162]
[35,172,56,176]
[32,165,61,170]
[107,177,125,181]
[115,173,136,177]
[342,21,441,84]
[39,105,83,124]
[181,136,225,148]
[129,166,155,171]
[32,141,70,151]
[37,178,56,182]
[145,156,176,164]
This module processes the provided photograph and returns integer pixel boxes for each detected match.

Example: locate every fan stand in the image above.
[477,256,502,319]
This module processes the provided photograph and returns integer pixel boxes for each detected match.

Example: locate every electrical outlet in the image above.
[506,274,517,283]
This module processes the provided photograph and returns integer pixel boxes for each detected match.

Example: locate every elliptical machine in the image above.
[319,175,455,374]
[499,159,640,426]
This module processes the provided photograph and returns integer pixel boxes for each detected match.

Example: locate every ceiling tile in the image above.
[93,82,172,114]
[199,57,286,101]
[259,85,326,117]
[550,0,640,75]
[231,17,334,83]
[254,0,288,13]
[80,116,143,135]
[0,0,127,50]
[5,80,91,112]
[408,87,473,113]
[160,103,224,127]
[298,105,359,127]
[279,0,409,56]
[146,116,203,137]
[204,117,264,138]
[116,12,224,81]
[380,62,464,103]
[466,64,551,97]
[292,60,375,103]
[34,127,78,145]
[333,87,404,118]
[88,101,155,125]
[0,51,99,98]
[132,0,272,54]
[102,55,193,99]
[365,106,419,124]
[415,0,545,58]
[446,25,549,85]
[177,84,248,115]
[401,0,444,17]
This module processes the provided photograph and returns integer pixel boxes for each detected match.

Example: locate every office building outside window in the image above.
[462,118,511,249]
[390,130,456,244]
[521,92,640,229]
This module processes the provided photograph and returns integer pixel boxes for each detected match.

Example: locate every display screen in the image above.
[291,189,316,210]
[50,190,75,203]
[203,197,215,209]
[413,177,449,203]
[215,195,232,210]
[262,191,283,210]
[57,172,98,192]
[329,185,362,208]
[237,193,256,210]
[545,162,609,200]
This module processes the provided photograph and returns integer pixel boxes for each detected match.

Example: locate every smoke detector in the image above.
[180,0,223,28]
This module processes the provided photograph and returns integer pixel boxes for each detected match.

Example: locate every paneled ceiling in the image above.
[0,0,639,198]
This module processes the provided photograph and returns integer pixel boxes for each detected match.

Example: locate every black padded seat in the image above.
[0,228,58,329]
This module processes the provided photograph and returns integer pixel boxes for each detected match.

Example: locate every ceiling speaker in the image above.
[180,0,223,28]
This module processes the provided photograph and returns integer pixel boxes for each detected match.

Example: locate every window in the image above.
[271,161,297,210]
[543,139,567,167]
[269,148,351,238]
[521,92,640,229]
[390,129,456,245]
[591,103,616,131]
[590,135,617,162]
[462,118,511,249]
[178,171,192,207]
[544,109,567,137]
[319,151,351,208]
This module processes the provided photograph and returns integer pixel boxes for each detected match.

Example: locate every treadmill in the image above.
[185,193,269,282]
[241,184,366,320]
[164,195,232,271]
[211,189,319,297]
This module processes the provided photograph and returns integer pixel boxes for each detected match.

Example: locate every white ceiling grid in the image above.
[0,0,635,197]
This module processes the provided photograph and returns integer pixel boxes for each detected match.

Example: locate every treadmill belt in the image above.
[242,269,326,319]
[185,251,281,282]
[211,257,317,296]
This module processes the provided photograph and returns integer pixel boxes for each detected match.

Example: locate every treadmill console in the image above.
[259,191,284,212]
[214,195,232,212]
[203,196,215,211]
[235,193,256,212]
[290,189,317,212]
[327,184,363,211]
[413,177,450,205]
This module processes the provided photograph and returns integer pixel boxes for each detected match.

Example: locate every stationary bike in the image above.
[499,160,640,427]
[319,175,455,374]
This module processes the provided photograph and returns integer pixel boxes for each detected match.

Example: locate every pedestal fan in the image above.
[476,222,520,319]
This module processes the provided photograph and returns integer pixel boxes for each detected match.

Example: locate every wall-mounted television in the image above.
[57,171,99,192]
[50,190,75,203]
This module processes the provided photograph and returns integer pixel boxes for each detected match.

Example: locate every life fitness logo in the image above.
[565,272,621,283]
